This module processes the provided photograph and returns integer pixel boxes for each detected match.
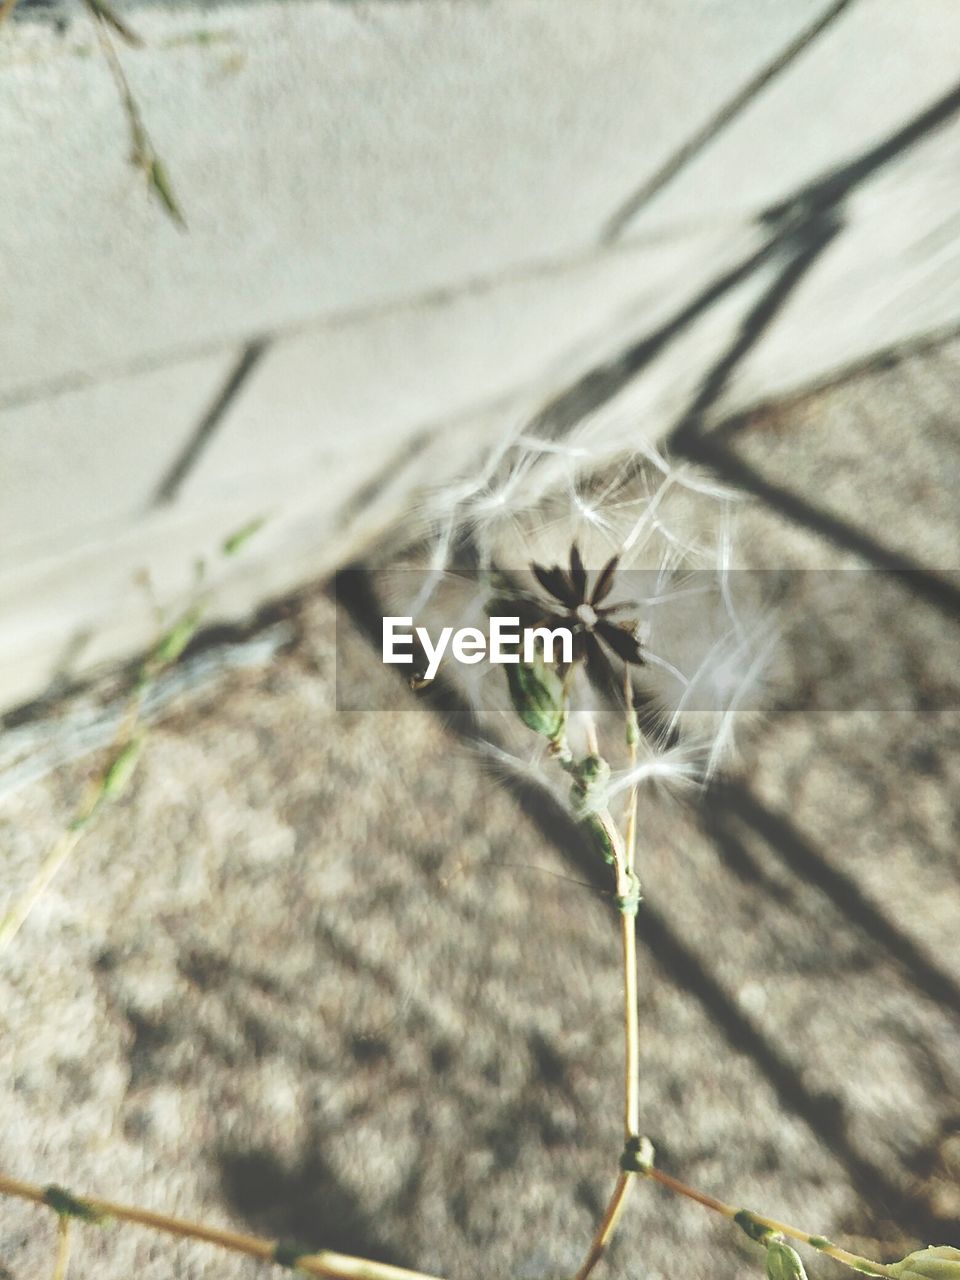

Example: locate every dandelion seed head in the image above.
[398,393,778,788]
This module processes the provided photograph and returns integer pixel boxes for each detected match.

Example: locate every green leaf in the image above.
[222,517,265,557]
[148,157,187,229]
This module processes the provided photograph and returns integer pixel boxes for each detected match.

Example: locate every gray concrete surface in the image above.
[0,0,835,397]
[1,333,958,1279]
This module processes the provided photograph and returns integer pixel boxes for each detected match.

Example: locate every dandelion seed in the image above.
[473,738,568,807]
[514,436,590,459]
[636,646,690,690]
[606,742,706,799]
[704,618,780,779]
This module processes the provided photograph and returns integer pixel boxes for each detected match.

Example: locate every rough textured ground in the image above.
[1,336,959,1280]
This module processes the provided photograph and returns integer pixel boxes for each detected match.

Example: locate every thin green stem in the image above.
[620,675,641,1138]
[0,737,142,954]
[87,7,186,226]
[622,666,639,875]
[566,680,891,1280]
[620,910,640,1139]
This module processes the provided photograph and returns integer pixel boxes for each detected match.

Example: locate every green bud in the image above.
[505,657,565,739]
[569,754,611,816]
[889,1247,960,1279]
[765,1240,808,1280]
[567,755,616,860]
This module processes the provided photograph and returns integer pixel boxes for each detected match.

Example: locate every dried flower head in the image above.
[527,543,645,670]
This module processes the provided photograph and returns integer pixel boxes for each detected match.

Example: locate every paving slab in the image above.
[719,338,960,569]
[0,410,464,712]
[0,0,833,400]
[0,351,236,554]
[4,0,958,710]
[176,229,757,505]
[620,0,960,238]
[0,225,776,714]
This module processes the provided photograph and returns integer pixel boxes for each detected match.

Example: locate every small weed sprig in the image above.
[1,0,184,226]
[4,1165,956,1280]
[0,605,199,954]
[0,523,259,953]
[87,1,186,228]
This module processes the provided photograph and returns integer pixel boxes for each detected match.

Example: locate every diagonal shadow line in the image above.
[667,212,841,456]
[666,78,960,452]
[760,78,960,226]
[709,781,960,1021]
[515,152,891,451]
[676,439,960,615]
[664,249,960,616]
[611,201,960,600]
[525,235,781,441]
[650,88,960,615]
[662,74,960,449]
[702,318,960,448]
[530,79,960,451]
[151,339,268,506]
[332,566,956,1240]
[601,0,856,243]
[630,905,947,1236]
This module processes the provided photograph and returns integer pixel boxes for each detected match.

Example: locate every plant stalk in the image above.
[567,674,892,1280]
[0,791,98,954]
[573,793,642,1280]
[52,1215,72,1280]
[0,1172,446,1280]
[638,1165,896,1277]
[573,1172,633,1280]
